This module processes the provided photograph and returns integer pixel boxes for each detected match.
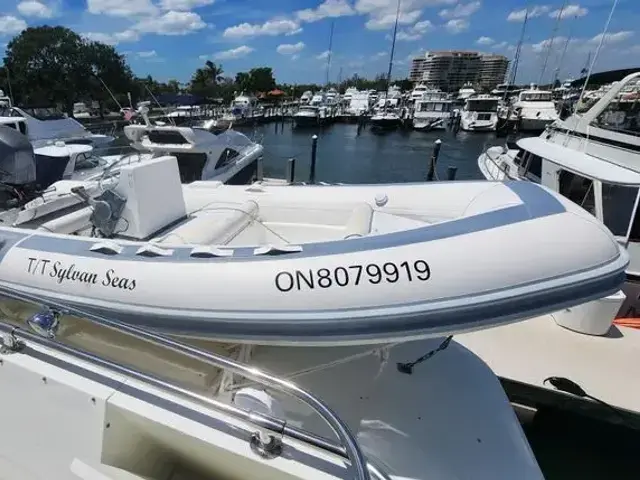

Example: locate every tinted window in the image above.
[602,183,639,237]
[558,170,596,216]
[217,148,240,169]
[526,154,542,179]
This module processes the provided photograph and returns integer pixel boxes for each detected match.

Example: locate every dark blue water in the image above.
[252,121,497,184]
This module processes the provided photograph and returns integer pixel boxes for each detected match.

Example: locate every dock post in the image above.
[286,158,296,184]
[309,134,318,184]
[446,165,458,181]
[426,139,442,182]
[256,156,264,182]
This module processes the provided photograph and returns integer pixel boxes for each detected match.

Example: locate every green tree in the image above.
[248,67,276,93]
[234,72,251,93]
[4,26,134,114]
[205,60,224,85]
[84,41,134,117]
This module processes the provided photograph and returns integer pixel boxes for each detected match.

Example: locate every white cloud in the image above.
[223,18,302,39]
[365,9,422,30]
[296,0,355,23]
[87,0,157,17]
[135,11,206,35]
[439,1,481,19]
[444,18,468,34]
[549,4,587,20]
[17,1,54,18]
[492,41,509,50]
[476,36,494,45]
[0,16,27,36]
[277,41,305,55]
[372,51,387,59]
[507,5,550,22]
[83,30,140,45]
[316,50,331,60]
[396,20,434,41]
[355,0,455,31]
[159,0,215,10]
[137,50,157,57]
[589,30,633,45]
[212,45,254,60]
[291,54,300,61]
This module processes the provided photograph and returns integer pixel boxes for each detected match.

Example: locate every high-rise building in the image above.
[478,54,510,90]
[409,50,509,92]
[409,56,428,82]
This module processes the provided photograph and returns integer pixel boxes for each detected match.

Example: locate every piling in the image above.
[256,156,264,182]
[309,134,318,184]
[286,158,296,184]
[426,139,442,182]
[446,165,458,181]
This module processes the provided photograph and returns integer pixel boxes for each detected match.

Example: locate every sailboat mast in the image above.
[539,0,567,85]
[553,14,576,86]
[325,21,334,87]
[386,0,401,89]
[508,7,528,89]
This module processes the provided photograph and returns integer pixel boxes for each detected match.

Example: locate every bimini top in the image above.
[0,158,628,345]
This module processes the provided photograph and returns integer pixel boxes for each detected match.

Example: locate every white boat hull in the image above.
[0,165,627,345]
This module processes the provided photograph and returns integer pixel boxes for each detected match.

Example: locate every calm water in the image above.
[252,121,495,184]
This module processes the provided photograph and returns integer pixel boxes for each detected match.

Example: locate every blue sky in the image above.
[0,0,639,85]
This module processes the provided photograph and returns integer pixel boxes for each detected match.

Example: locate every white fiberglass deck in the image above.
[457,315,640,420]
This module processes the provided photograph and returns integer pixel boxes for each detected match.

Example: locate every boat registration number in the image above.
[274,260,431,292]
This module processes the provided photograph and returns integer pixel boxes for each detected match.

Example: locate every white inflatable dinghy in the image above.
[0,155,627,345]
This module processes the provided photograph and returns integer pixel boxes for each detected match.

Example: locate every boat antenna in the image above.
[538,0,566,86]
[386,0,401,91]
[576,0,619,113]
[505,6,528,101]
[144,85,176,126]
[325,21,334,87]
[94,73,124,112]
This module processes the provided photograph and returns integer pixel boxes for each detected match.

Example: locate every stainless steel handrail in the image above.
[0,286,375,480]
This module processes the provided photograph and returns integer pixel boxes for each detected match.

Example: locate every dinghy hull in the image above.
[0,180,627,346]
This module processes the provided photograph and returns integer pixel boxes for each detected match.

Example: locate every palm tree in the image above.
[205,60,224,86]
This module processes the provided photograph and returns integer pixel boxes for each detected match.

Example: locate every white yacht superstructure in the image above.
[460,95,499,132]
[511,86,559,131]
[478,71,640,317]
[412,90,452,131]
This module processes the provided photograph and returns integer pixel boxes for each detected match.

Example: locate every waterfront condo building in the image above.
[410,51,509,92]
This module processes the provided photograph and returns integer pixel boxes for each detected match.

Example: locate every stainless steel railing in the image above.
[0,285,382,480]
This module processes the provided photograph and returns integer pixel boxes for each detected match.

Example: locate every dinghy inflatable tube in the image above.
[0,181,628,346]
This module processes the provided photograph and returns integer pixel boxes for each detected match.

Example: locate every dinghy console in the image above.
[73,155,187,239]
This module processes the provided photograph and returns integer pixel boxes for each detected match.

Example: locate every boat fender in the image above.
[344,203,374,239]
[233,387,285,419]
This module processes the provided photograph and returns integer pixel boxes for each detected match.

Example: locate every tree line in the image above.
[0,26,410,115]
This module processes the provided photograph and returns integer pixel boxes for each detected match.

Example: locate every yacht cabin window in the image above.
[521,92,552,102]
[216,148,240,169]
[601,183,639,238]
[515,151,542,181]
[418,102,450,112]
[1,120,27,135]
[558,170,596,217]
[466,100,498,112]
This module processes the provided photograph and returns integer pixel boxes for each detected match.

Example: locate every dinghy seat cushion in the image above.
[344,203,374,239]
[160,200,259,245]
